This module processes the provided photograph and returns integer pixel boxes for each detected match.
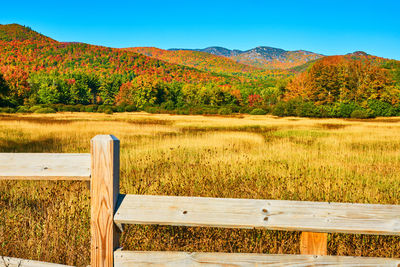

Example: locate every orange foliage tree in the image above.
[285,56,399,106]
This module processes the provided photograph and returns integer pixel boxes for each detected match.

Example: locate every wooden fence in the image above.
[1,135,399,267]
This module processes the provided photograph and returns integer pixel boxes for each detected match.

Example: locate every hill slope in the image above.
[0,24,230,83]
[125,47,261,75]
[171,46,324,70]
[0,24,241,106]
[0,24,55,42]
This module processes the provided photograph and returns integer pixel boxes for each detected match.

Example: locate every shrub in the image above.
[250,108,267,115]
[225,104,240,113]
[104,108,113,114]
[52,104,65,111]
[218,107,233,115]
[124,105,137,112]
[239,106,252,114]
[202,107,218,115]
[29,105,43,113]
[337,102,360,118]
[272,102,287,117]
[190,107,205,115]
[367,100,395,117]
[177,109,189,115]
[317,105,335,118]
[84,105,97,112]
[0,107,16,113]
[34,107,56,114]
[160,101,175,111]
[144,106,159,114]
[295,102,319,117]
[115,104,125,112]
[350,109,373,119]
[16,106,31,113]
[58,105,77,112]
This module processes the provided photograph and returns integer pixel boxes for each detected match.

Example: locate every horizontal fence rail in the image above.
[0,153,90,180]
[114,251,400,267]
[0,256,72,267]
[114,194,400,235]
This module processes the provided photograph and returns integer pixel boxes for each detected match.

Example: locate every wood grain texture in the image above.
[300,232,327,255]
[0,153,90,180]
[91,135,120,267]
[0,256,72,267]
[114,251,400,267]
[114,194,400,235]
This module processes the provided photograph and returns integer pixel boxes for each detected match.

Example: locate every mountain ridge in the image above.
[170,46,324,69]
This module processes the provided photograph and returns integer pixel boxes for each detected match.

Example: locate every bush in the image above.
[272,102,286,116]
[52,104,65,111]
[250,108,267,115]
[217,107,233,115]
[124,105,137,112]
[337,102,360,118]
[16,106,31,113]
[367,100,395,117]
[350,109,373,119]
[295,102,319,117]
[144,106,159,114]
[176,109,189,115]
[34,107,56,114]
[160,101,175,111]
[226,104,240,113]
[104,108,113,114]
[0,107,16,113]
[190,107,205,115]
[114,103,126,112]
[84,105,97,112]
[58,105,78,112]
[202,107,218,115]
[239,106,252,114]
[317,105,335,118]
[29,105,43,113]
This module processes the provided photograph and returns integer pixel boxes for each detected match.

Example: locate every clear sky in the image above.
[2,0,400,59]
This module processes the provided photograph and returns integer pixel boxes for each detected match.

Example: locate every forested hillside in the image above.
[0,24,399,118]
[126,47,261,75]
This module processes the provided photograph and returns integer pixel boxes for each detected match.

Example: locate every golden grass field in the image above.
[0,112,399,266]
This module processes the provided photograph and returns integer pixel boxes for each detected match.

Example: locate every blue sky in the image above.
[2,0,400,59]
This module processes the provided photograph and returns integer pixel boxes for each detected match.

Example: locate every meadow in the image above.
[0,112,399,266]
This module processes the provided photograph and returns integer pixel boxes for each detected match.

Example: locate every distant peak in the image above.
[347,51,369,57]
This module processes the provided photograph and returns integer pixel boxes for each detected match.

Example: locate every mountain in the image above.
[125,47,262,75]
[170,46,324,70]
[0,23,55,42]
[170,46,242,57]
[0,24,239,106]
[0,24,227,84]
[288,50,392,74]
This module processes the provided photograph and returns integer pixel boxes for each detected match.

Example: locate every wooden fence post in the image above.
[91,135,120,267]
[300,232,327,255]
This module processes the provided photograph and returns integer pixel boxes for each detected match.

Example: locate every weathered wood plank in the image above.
[0,153,90,180]
[91,135,120,267]
[114,194,400,235]
[300,232,327,255]
[0,256,72,267]
[114,251,400,267]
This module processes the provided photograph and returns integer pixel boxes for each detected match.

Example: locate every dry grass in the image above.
[0,112,399,266]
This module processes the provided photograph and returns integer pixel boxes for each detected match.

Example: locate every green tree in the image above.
[0,73,9,97]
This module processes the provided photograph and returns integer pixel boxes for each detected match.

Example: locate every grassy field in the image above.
[0,112,399,266]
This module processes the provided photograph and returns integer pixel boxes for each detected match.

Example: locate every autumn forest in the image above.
[1,23,400,118]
